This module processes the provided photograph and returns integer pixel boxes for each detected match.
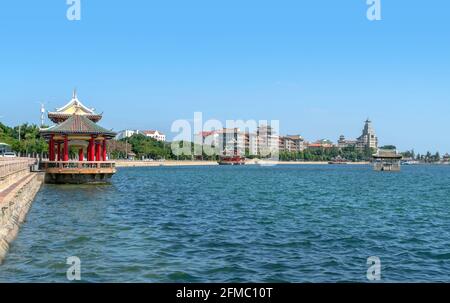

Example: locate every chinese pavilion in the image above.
[372,149,402,172]
[39,90,117,184]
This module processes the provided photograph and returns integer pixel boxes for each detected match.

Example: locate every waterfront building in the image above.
[115,129,166,142]
[357,119,378,150]
[196,130,220,147]
[337,119,378,151]
[39,91,117,184]
[197,125,285,158]
[218,128,246,155]
[372,149,402,171]
[307,139,335,150]
[196,128,246,156]
[257,125,279,157]
[141,130,166,142]
[280,135,305,152]
[337,135,357,149]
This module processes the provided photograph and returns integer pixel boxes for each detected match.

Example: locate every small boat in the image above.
[328,156,349,165]
[218,155,246,165]
[401,160,420,165]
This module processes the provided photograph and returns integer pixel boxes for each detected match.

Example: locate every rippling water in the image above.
[1,165,450,282]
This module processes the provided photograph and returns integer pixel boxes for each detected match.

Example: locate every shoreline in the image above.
[115,160,370,167]
[0,160,43,264]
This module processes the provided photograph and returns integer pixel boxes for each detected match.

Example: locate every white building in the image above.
[141,130,166,142]
[115,129,166,142]
[115,130,139,140]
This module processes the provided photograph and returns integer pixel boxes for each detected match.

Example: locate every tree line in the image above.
[0,123,47,156]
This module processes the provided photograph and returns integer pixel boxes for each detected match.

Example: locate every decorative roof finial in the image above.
[72,88,77,100]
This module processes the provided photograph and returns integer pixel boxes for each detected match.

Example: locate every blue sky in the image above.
[0,1,449,153]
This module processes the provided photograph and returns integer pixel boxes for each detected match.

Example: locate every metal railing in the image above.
[374,162,401,171]
[39,161,116,170]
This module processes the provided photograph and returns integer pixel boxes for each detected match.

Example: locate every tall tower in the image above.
[357,119,378,150]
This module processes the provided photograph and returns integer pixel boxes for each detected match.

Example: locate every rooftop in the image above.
[48,90,102,123]
[40,114,116,138]
[373,149,402,159]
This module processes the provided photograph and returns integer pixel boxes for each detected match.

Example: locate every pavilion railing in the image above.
[39,161,116,171]
[373,161,401,171]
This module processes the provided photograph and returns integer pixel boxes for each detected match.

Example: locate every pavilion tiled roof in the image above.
[373,149,402,159]
[40,114,116,138]
[48,112,103,123]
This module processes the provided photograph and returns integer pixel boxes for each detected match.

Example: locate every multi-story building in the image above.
[307,139,335,150]
[337,135,357,149]
[337,119,378,151]
[196,128,246,156]
[115,130,139,140]
[197,126,281,157]
[356,119,378,150]
[280,135,305,152]
[244,132,258,156]
[257,125,279,157]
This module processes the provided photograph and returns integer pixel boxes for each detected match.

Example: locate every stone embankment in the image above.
[0,158,43,264]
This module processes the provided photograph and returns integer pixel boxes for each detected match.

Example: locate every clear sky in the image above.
[0,1,449,153]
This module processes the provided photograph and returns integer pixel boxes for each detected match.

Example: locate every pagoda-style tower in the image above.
[39,90,117,184]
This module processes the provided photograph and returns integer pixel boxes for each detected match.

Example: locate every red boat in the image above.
[218,155,246,165]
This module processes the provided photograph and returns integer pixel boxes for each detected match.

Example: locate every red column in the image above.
[79,148,84,161]
[87,141,91,161]
[91,136,95,161]
[95,142,101,161]
[102,140,107,161]
[90,136,95,161]
[64,135,69,161]
[49,135,55,161]
[57,142,61,161]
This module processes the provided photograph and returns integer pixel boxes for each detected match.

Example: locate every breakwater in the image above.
[0,159,43,264]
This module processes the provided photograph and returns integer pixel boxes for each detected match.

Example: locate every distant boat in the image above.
[401,160,420,165]
[218,155,246,165]
[328,156,349,165]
